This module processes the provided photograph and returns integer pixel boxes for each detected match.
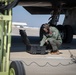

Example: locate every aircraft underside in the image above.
[18,0,76,43]
[19,0,76,14]
[0,0,76,43]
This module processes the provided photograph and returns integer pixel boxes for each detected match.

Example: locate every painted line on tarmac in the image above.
[46,56,71,59]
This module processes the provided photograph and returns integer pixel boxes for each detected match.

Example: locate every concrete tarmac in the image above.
[10,26,76,75]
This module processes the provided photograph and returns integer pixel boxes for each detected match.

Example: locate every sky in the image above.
[12,6,64,27]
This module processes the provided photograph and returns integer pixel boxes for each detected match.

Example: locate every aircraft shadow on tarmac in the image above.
[10,36,76,52]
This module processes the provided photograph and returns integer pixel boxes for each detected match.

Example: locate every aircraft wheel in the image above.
[39,24,45,41]
[56,25,64,40]
[63,25,73,43]
[39,24,48,49]
[56,25,66,43]
[9,61,25,75]
[57,25,73,43]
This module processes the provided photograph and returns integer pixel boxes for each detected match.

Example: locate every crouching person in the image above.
[40,23,62,55]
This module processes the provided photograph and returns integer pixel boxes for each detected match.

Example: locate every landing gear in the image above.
[40,24,73,44]
[39,2,73,43]
[63,25,73,43]
[9,61,25,75]
[56,25,64,41]
[39,24,45,41]
[57,25,73,43]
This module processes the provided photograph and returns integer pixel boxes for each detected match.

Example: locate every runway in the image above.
[10,26,76,75]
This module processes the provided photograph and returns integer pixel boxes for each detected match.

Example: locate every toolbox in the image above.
[26,44,46,54]
[29,45,46,54]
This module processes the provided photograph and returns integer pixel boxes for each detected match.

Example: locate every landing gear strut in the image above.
[40,3,73,43]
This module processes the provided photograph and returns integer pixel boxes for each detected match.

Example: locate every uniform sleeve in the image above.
[50,27,59,39]
[40,35,47,46]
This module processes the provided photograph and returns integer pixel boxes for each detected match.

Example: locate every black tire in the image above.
[9,61,25,75]
[39,24,52,50]
[56,25,64,32]
[57,25,73,43]
[39,24,45,41]
[63,25,73,43]
[56,25,65,42]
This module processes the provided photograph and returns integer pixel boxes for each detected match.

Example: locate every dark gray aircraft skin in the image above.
[18,0,76,14]
[19,0,76,14]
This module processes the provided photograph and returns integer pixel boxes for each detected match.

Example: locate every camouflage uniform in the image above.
[40,26,62,52]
